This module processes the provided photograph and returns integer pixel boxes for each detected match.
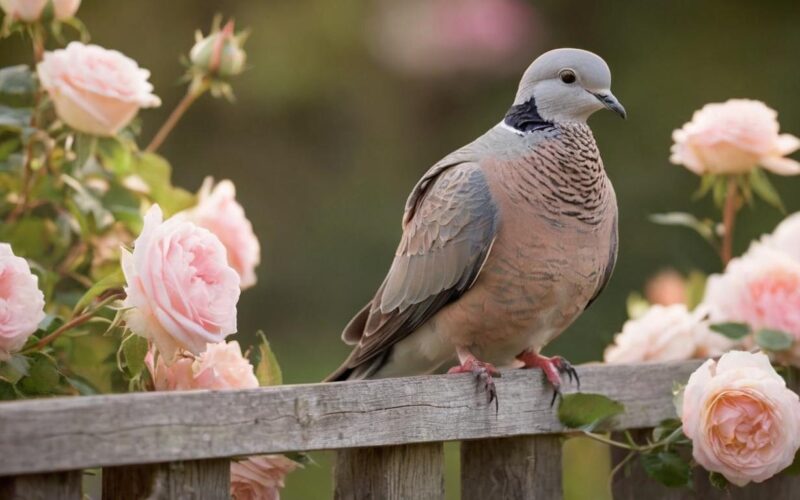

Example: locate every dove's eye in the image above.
[559,69,576,84]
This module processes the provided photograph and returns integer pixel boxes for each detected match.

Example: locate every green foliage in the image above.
[754,329,794,352]
[709,471,729,489]
[130,153,195,216]
[649,212,718,248]
[709,322,751,340]
[749,168,785,212]
[640,451,692,488]
[73,268,126,314]
[0,65,35,107]
[252,331,283,386]
[120,334,149,378]
[557,393,624,431]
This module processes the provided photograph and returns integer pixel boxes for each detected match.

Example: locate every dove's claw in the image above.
[517,351,579,400]
[448,355,500,411]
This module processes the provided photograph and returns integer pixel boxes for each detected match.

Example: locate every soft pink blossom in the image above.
[231,455,299,500]
[0,244,45,360]
[681,351,800,486]
[37,42,160,136]
[671,99,800,175]
[52,0,80,20]
[122,205,240,361]
[0,0,46,22]
[147,341,257,391]
[761,212,800,263]
[702,244,800,363]
[182,178,261,289]
[644,269,687,306]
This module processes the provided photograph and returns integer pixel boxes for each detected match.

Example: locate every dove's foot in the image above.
[517,351,579,405]
[448,352,501,411]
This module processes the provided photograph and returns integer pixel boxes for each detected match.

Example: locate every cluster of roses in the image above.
[604,99,800,487]
[0,1,296,498]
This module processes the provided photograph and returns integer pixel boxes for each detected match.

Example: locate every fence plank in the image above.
[334,443,444,500]
[0,470,82,499]
[0,361,701,475]
[102,459,229,500]
[461,434,562,500]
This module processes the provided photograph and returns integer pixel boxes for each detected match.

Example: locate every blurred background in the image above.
[3,0,799,498]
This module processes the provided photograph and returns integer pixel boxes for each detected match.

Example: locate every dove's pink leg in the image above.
[448,347,501,410]
[517,350,579,405]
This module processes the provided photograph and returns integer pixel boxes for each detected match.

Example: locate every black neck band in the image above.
[503,97,553,133]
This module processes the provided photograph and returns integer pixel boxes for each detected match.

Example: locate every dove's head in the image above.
[511,48,626,125]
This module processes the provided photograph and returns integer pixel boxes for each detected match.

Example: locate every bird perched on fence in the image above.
[326,48,625,407]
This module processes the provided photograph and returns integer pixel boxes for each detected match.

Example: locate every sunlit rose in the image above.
[231,455,299,500]
[681,351,800,486]
[670,99,800,175]
[0,243,45,360]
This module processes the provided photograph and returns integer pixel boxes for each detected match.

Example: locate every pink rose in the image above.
[0,244,45,359]
[761,212,800,264]
[182,178,261,289]
[0,0,46,22]
[670,99,800,175]
[604,304,731,363]
[702,244,800,363]
[231,455,299,500]
[122,205,240,360]
[52,0,80,20]
[37,42,160,136]
[644,269,687,306]
[147,341,258,391]
[681,351,800,486]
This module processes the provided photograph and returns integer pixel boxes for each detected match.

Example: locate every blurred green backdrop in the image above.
[3,1,800,498]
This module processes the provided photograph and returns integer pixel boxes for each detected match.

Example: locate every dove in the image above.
[326,48,625,406]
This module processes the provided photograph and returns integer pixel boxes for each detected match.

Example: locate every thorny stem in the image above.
[32,291,126,350]
[721,176,739,266]
[145,82,207,153]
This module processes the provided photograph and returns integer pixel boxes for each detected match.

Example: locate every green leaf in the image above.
[649,212,717,246]
[640,451,692,488]
[64,374,100,396]
[754,329,794,352]
[0,105,31,132]
[693,174,718,200]
[684,271,707,310]
[18,354,61,395]
[252,331,283,386]
[121,334,149,378]
[0,380,18,400]
[709,471,729,489]
[0,216,50,261]
[750,168,785,213]
[130,153,196,216]
[0,354,30,384]
[651,418,681,442]
[626,292,649,319]
[0,65,35,107]
[557,393,624,431]
[73,267,125,313]
[709,322,751,340]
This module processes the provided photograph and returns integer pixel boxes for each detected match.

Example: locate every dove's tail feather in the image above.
[323,349,389,382]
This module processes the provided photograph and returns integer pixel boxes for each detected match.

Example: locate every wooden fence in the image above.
[0,360,797,499]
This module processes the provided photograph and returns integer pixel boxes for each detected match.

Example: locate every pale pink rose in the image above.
[0,0,46,22]
[52,0,80,20]
[37,42,160,136]
[644,269,687,306]
[182,178,261,289]
[122,205,240,360]
[702,244,800,363]
[605,305,697,363]
[761,212,800,263]
[231,455,299,500]
[671,99,800,175]
[0,244,45,360]
[681,351,800,486]
[146,341,257,391]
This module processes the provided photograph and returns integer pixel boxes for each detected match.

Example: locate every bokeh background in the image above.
[3,1,800,498]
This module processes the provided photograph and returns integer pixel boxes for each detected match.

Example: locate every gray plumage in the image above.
[327,48,624,383]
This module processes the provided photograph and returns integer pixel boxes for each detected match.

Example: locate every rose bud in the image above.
[0,0,47,22]
[52,0,80,20]
[190,19,247,79]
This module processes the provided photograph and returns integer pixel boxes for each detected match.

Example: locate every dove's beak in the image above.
[591,91,627,119]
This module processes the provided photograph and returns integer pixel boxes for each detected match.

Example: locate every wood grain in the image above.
[0,360,701,475]
[102,459,229,500]
[461,434,562,500]
[0,470,82,499]
[334,443,444,500]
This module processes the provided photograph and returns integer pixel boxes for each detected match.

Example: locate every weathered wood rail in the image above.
[0,360,796,498]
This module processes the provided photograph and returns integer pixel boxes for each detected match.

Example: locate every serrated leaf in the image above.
[73,267,126,314]
[754,328,794,352]
[649,212,717,245]
[709,322,751,340]
[253,331,282,386]
[557,393,624,431]
[640,451,691,488]
[750,168,785,213]
[121,334,149,378]
[0,354,30,384]
[19,354,61,395]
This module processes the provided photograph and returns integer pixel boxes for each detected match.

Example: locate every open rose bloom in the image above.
[122,205,240,361]
[681,351,800,486]
[670,99,800,176]
[230,455,299,500]
[761,212,800,264]
[147,341,258,391]
[37,42,160,136]
[0,243,46,360]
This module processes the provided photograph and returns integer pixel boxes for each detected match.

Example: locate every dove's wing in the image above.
[328,160,498,380]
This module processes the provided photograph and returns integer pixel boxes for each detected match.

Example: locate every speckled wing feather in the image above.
[327,159,498,380]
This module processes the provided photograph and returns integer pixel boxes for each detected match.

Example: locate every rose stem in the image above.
[145,84,206,153]
[33,291,126,350]
[721,176,739,266]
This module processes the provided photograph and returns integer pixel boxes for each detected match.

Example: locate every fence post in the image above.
[460,434,563,500]
[102,459,229,500]
[334,443,445,500]
[0,471,82,499]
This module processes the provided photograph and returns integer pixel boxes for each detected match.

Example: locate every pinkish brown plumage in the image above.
[327,48,625,404]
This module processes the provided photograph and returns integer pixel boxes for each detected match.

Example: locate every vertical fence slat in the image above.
[334,443,445,500]
[0,470,82,500]
[102,459,229,500]
[460,434,562,500]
